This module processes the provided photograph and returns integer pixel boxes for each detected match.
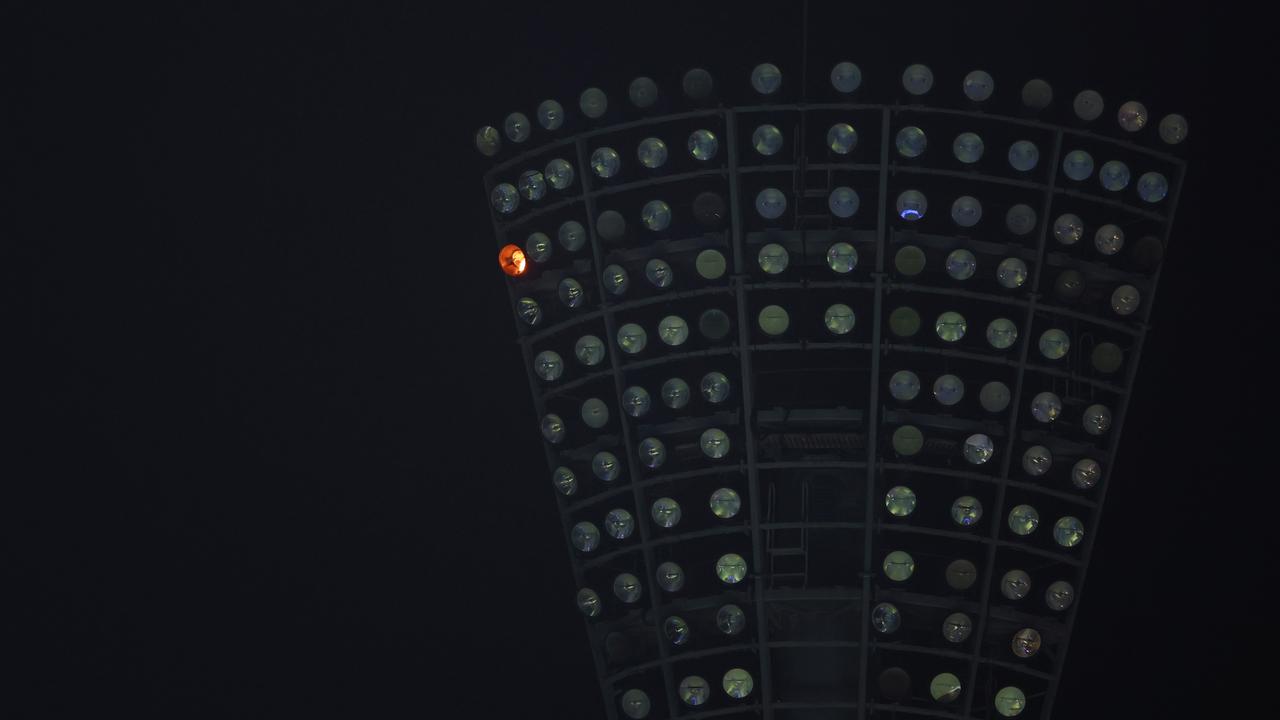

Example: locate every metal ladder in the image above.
[765,477,810,588]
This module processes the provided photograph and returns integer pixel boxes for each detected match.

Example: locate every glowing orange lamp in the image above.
[498,244,527,277]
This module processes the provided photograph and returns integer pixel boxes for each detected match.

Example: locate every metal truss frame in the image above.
[483,101,1185,720]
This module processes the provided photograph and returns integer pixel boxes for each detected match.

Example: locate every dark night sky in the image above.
[8,1,1273,718]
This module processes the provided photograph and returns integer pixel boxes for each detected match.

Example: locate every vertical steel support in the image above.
[573,138,680,718]
[961,129,1063,718]
[483,169,621,720]
[727,108,775,720]
[1036,159,1187,719]
[857,106,893,720]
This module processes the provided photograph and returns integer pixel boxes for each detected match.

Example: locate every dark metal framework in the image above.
[482,98,1185,720]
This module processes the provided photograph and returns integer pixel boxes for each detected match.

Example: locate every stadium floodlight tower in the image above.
[477,54,1187,720]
